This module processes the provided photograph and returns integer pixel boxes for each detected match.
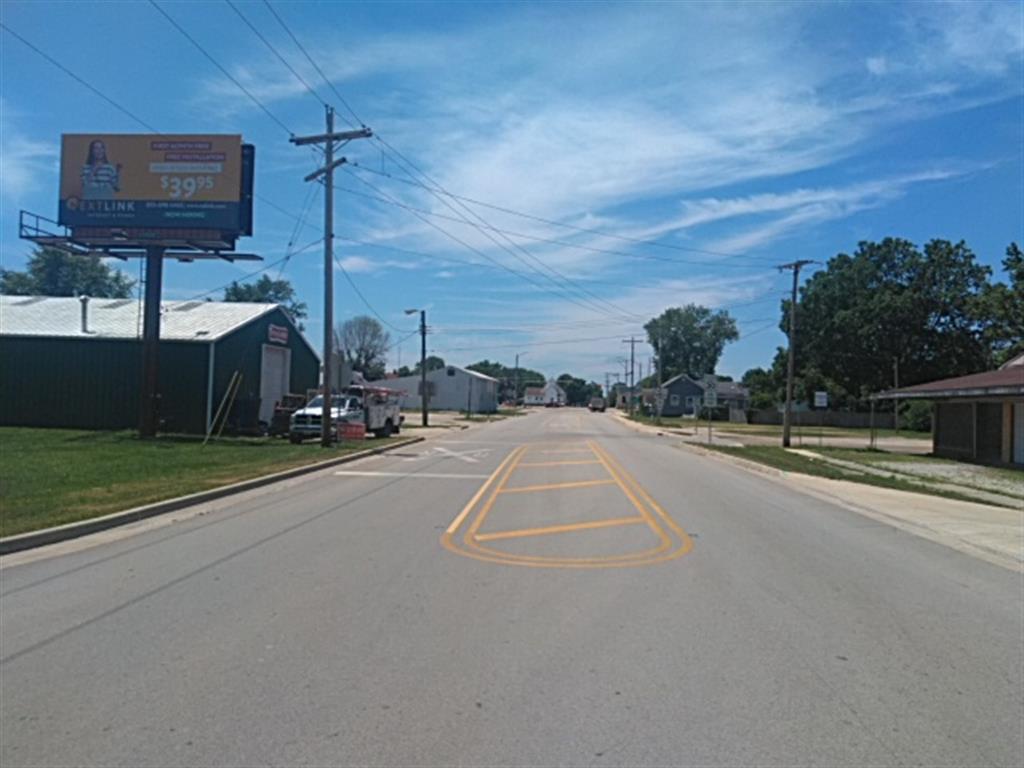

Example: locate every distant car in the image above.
[589,397,606,412]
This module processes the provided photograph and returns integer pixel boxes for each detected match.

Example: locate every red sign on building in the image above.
[268,324,289,344]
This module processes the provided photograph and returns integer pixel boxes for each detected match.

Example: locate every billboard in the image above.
[59,134,249,233]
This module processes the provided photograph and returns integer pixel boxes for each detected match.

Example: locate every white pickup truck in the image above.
[289,385,403,442]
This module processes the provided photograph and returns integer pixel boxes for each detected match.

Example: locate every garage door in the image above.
[259,344,291,425]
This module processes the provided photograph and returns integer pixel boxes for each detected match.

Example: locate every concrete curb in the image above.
[0,436,425,556]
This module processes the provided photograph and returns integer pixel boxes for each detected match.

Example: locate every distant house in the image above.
[524,380,566,406]
[656,374,750,417]
[875,355,1024,467]
[523,386,545,406]
[542,380,567,406]
[0,295,319,434]
[658,374,705,417]
[369,364,498,413]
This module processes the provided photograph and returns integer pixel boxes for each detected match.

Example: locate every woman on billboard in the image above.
[80,139,121,200]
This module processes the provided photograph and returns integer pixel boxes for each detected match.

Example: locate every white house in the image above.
[522,379,566,406]
[370,365,498,413]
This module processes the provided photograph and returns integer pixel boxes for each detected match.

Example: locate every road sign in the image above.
[702,375,718,408]
[814,391,829,408]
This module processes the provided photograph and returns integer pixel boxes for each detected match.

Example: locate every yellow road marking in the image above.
[443,446,522,535]
[588,440,670,548]
[474,516,645,542]
[498,478,617,494]
[531,449,596,455]
[591,441,694,553]
[442,438,693,568]
[517,459,601,467]
[464,445,526,542]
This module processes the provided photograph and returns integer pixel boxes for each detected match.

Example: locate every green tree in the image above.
[740,365,780,410]
[644,304,739,380]
[0,246,134,298]
[555,374,590,406]
[224,275,307,330]
[413,355,446,374]
[791,238,993,400]
[336,315,390,380]
[467,359,546,402]
[978,243,1024,365]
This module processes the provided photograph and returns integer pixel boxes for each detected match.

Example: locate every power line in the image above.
[335,172,643,321]
[333,253,415,334]
[148,0,294,136]
[224,0,327,108]
[341,172,643,321]
[261,0,365,128]
[350,162,772,264]
[0,23,160,132]
[182,237,323,303]
[352,159,647,323]
[336,175,774,271]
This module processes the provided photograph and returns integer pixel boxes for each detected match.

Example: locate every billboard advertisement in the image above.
[59,134,247,232]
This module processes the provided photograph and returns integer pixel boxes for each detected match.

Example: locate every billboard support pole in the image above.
[291,112,372,448]
[139,245,164,438]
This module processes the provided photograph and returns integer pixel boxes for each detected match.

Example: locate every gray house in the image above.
[658,374,705,416]
[371,365,498,413]
[657,374,750,417]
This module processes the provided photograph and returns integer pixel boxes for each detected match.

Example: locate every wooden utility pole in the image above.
[419,310,428,426]
[622,337,637,415]
[779,260,815,448]
[291,107,371,447]
[139,246,165,437]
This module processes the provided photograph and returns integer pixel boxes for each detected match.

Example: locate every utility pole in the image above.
[779,260,815,448]
[291,106,372,447]
[419,310,428,426]
[622,337,637,415]
[893,356,900,433]
[514,352,525,408]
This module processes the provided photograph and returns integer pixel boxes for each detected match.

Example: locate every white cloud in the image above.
[337,255,375,273]
[866,56,888,76]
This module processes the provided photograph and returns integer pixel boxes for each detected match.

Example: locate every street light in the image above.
[405,308,429,426]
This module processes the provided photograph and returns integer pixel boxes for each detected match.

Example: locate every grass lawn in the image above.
[703,445,1004,508]
[712,423,931,440]
[0,428,401,537]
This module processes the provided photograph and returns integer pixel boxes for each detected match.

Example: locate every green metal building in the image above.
[0,295,319,434]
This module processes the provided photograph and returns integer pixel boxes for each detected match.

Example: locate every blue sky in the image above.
[2,0,1022,383]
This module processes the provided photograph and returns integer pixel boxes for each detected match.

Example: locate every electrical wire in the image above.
[148,0,295,136]
[350,151,647,322]
[350,161,770,265]
[261,0,365,128]
[333,254,415,334]
[224,10,651,321]
[335,172,647,321]
[0,23,160,132]
[344,171,645,321]
[182,237,324,303]
[224,0,327,108]
[336,176,775,271]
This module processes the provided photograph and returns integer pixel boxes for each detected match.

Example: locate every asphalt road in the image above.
[1,410,1021,767]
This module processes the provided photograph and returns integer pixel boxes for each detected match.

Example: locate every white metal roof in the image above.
[0,294,279,342]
